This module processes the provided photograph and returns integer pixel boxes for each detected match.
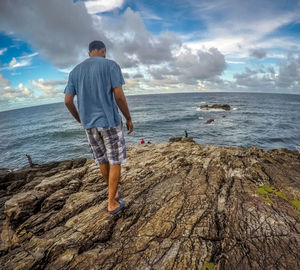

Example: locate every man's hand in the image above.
[126,119,134,134]
[113,86,133,134]
[64,94,81,124]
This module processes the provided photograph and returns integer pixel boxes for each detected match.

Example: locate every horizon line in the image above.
[1,90,299,113]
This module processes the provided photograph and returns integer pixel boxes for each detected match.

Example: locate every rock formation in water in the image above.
[0,142,300,270]
[200,104,231,111]
[205,119,215,124]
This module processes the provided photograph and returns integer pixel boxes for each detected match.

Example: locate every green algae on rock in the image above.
[257,184,300,212]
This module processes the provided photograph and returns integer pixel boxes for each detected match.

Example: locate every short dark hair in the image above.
[89,40,106,52]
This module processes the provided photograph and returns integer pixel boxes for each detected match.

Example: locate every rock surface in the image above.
[0,142,300,270]
[205,119,215,124]
[200,104,231,111]
[169,137,195,143]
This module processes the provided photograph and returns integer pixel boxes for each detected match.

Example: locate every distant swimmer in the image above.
[141,138,145,144]
[25,154,33,167]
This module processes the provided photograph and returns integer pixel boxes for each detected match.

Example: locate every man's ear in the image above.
[100,48,106,57]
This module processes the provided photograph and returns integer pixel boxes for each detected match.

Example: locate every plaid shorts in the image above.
[85,123,127,165]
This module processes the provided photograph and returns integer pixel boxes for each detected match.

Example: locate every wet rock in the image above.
[0,169,11,178]
[0,144,299,269]
[200,104,231,110]
[205,118,214,124]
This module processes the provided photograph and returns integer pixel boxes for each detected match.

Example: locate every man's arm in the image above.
[64,94,81,124]
[113,86,133,134]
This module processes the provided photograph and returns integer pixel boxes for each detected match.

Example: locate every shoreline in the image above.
[1,141,300,172]
[0,141,300,269]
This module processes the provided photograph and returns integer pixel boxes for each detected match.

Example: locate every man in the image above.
[25,154,33,167]
[64,40,133,215]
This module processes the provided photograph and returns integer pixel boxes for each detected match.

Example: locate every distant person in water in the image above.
[25,154,33,167]
[141,138,145,144]
[64,40,133,215]
[184,130,188,138]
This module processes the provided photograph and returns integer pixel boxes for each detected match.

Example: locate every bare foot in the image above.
[108,200,120,212]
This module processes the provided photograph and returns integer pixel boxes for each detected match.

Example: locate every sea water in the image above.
[1,92,299,169]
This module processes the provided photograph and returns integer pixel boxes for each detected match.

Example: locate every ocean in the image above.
[1,92,300,169]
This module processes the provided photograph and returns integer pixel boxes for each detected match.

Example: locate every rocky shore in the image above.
[0,142,299,269]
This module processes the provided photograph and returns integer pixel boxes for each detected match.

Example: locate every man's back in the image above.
[64,57,124,129]
[64,40,133,215]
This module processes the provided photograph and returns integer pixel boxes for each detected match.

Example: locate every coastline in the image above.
[1,140,299,172]
[0,141,300,269]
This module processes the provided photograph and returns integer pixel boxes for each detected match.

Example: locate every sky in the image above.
[0,0,300,111]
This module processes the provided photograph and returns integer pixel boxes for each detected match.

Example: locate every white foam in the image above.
[197,108,226,112]
[198,116,204,120]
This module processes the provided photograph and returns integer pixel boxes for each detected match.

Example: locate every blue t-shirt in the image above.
[64,57,125,129]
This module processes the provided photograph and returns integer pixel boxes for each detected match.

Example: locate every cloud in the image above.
[232,54,300,92]
[176,47,226,82]
[0,74,34,101]
[104,8,226,83]
[0,52,38,70]
[0,0,104,68]
[0,75,66,106]
[32,78,66,97]
[188,0,300,28]
[123,76,184,95]
[0,48,7,55]
[83,0,124,14]
[148,47,226,84]
[106,8,182,67]
[19,52,39,59]
[9,57,31,69]
[0,74,10,87]
[226,60,245,64]
[249,48,267,59]
[58,67,73,74]
[185,0,300,58]
[277,54,300,88]
[0,1,226,86]
[1,0,297,98]
[133,3,163,21]
[234,69,275,89]
[133,73,144,79]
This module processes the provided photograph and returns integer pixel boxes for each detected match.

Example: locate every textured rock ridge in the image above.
[0,142,300,270]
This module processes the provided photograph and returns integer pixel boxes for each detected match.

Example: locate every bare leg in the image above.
[107,164,121,211]
[99,163,119,200]
[99,163,109,185]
